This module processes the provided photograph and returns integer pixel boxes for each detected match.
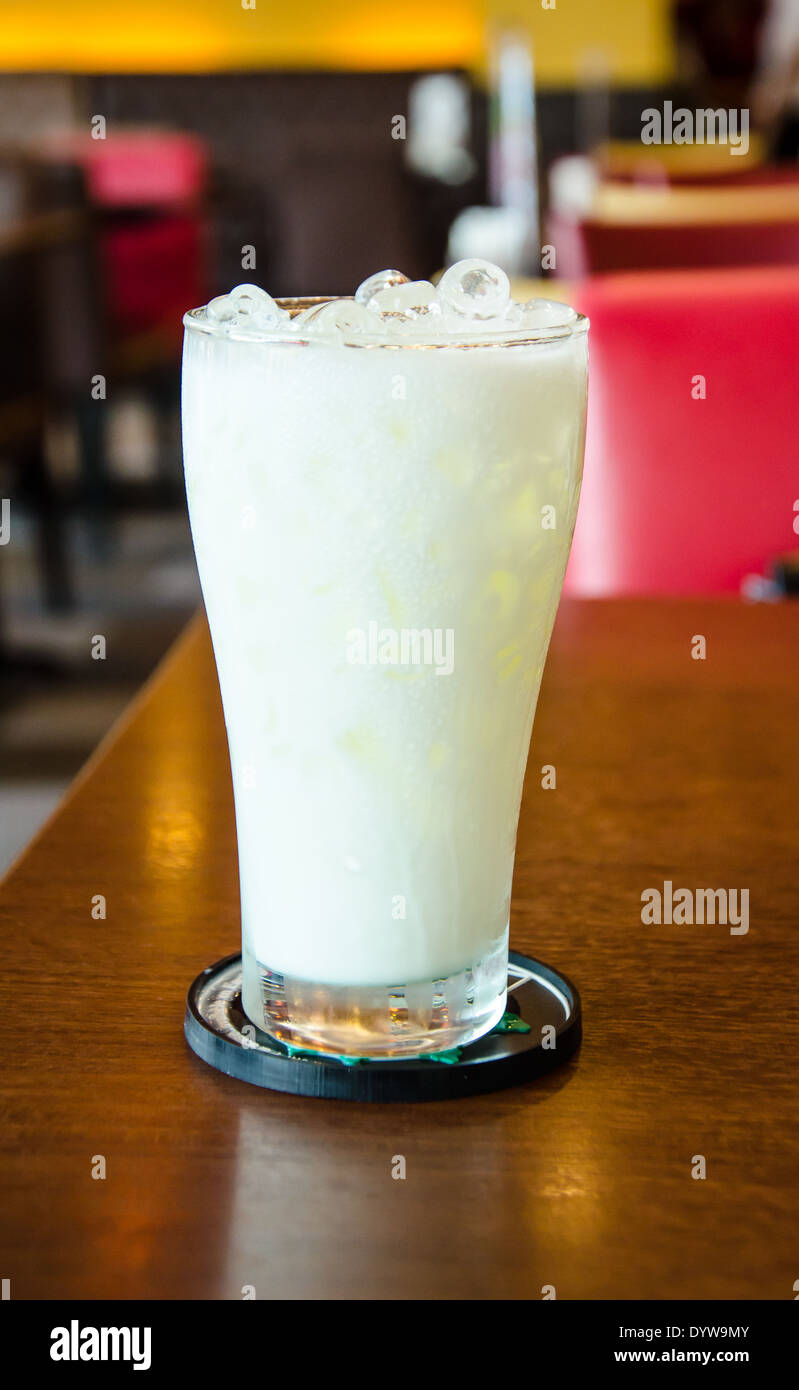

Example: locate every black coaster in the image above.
[185,952,581,1102]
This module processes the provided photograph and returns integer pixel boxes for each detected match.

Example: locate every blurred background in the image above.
[1,0,798,872]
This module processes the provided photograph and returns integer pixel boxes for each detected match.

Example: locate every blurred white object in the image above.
[740,573,781,603]
[446,206,532,275]
[488,29,539,271]
[107,396,158,480]
[548,155,599,218]
[406,74,475,184]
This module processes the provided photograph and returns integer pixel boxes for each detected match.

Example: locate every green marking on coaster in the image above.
[283,1043,363,1064]
[426,1047,463,1065]
[281,1042,475,1066]
[491,1010,531,1035]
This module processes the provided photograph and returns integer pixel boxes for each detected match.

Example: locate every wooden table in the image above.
[2,599,798,1301]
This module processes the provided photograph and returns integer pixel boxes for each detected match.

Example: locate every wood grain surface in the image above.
[1,599,798,1300]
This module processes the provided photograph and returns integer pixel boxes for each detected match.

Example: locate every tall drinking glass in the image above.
[181,273,588,1058]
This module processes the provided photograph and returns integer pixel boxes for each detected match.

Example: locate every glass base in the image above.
[241,938,508,1059]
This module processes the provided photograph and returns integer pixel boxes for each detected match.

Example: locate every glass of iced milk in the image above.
[182,260,588,1058]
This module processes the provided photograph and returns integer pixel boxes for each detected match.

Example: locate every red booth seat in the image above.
[549,208,799,277]
[565,266,799,596]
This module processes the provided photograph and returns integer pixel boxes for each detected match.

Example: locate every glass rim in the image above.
[182,296,589,350]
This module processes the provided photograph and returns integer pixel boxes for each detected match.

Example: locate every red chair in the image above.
[564,266,799,595]
[100,215,206,346]
[40,128,210,348]
[53,129,208,208]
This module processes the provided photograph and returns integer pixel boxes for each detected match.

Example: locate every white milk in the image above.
[182,263,587,1044]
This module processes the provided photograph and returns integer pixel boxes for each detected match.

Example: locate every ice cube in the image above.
[501,301,524,328]
[206,294,238,324]
[368,280,440,316]
[521,299,578,330]
[229,283,279,322]
[291,298,385,339]
[437,258,511,318]
[250,305,290,333]
[354,269,410,306]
